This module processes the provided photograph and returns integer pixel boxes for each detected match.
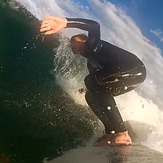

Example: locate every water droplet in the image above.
[110,130,115,134]
[107,106,111,110]
[107,141,111,144]
[124,86,128,90]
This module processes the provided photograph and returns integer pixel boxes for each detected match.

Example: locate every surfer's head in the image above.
[70,34,87,55]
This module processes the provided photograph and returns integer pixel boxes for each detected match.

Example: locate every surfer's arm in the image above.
[40,16,101,52]
[66,18,100,40]
[40,16,67,35]
[66,18,101,52]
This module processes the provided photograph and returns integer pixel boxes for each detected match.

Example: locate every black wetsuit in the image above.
[66,18,146,134]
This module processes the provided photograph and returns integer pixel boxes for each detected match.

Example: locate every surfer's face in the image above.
[70,35,87,55]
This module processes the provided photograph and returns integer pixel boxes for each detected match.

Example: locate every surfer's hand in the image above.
[115,131,132,145]
[40,16,67,35]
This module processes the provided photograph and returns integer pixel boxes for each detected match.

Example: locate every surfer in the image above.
[40,16,146,146]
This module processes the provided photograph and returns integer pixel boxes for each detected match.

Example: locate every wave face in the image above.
[0,1,96,162]
[14,0,163,154]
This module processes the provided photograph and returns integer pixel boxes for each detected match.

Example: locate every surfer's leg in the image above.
[84,74,132,145]
[103,65,146,96]
[84,74,126,134]
[85,91,127,134]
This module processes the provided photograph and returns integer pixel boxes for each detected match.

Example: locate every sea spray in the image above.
[54,35,88,105]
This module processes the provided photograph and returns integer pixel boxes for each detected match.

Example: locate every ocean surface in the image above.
[1,0,163,163]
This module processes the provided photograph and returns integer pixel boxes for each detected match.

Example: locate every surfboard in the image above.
[45,144,163,163]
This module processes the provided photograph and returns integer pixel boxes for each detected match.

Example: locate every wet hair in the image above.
[70,34,88,43]
[70,34,88,55]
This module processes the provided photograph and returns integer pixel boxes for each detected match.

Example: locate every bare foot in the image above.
[114,131,132,145]
[95,131,132,147]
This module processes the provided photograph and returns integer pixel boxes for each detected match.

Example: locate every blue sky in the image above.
[74,0,163,54]
[108,0,163,52]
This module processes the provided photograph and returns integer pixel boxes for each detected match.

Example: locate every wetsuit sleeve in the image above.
[66,18,101,52]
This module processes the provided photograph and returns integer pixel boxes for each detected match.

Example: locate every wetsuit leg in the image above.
[100,65,146,96]
[84,74,127,134]
[84,65,146,134]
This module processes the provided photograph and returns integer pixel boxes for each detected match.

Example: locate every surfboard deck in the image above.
[46,144,163,163]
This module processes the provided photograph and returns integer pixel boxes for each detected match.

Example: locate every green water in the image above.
[0,2,96,162]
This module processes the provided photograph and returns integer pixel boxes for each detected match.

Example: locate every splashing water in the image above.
[54,36,88,105]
